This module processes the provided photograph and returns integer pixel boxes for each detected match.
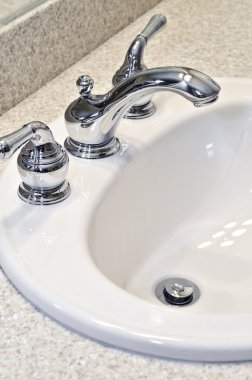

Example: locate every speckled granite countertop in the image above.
[1,1,252,379]
[0,0,159,114]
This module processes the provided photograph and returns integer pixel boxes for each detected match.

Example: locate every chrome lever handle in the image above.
[113,14,167,85]
[139,14,167,41]
[0,121,71,205]
[0,124,34,160]
[112,14,167,119]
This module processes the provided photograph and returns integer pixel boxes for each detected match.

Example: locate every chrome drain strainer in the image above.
[155,277,200,306]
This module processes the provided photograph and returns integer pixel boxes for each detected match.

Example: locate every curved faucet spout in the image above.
[94,66,220,111]
[65,66,220,159]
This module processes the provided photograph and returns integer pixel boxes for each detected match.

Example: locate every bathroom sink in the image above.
[1,78,252,362]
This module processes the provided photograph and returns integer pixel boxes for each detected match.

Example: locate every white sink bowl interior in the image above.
[1,78,252,362]
[89,100,252,314]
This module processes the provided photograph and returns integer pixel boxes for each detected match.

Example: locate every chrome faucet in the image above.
[0,121,70,205]
[64,67,220,159]
[112,14,167,119]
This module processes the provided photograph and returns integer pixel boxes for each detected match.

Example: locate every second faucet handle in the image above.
[139,14,167,42]
[0,121,71,205]
[112,14,167,119]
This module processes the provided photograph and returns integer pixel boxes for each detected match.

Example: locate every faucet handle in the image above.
[112,14,167,119]
[0,121,71,205]
[113,14,167,85]
[140,14,167,42]
[76,75,94,97]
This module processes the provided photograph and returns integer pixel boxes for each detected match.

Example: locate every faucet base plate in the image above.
[18,180,71,205]
[124,100,156,119]
[64,137,120,159]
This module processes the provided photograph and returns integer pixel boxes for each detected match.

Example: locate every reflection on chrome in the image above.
[198,241,211,249]
[232,228,247,237]
[119,141,130,156]
[206,142,215,158]
[212,231,225,239]
[220,240,234,248]
[197,218,252,250]
[242,219,252,226]
[224,221,237,229]
[150,339,163,345]
[53,303,63,311]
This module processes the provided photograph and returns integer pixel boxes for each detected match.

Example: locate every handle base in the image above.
[64,137,120,159]
[18,180,71,205]
[124,100,156,120]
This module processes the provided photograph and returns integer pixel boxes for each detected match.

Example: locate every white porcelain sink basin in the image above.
[1,78,252,362]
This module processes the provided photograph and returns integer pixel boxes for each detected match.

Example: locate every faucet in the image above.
[112,14,167,119]
[0,121,70,205]
[64,67,220,159]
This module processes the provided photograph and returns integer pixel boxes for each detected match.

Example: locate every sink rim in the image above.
[1,78,252,362]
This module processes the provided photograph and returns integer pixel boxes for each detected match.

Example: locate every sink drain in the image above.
[155,277,200,306]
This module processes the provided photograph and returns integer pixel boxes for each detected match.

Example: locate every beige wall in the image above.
[0,0,160,115]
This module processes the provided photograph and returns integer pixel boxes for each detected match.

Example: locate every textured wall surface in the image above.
[0,0,160,115]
